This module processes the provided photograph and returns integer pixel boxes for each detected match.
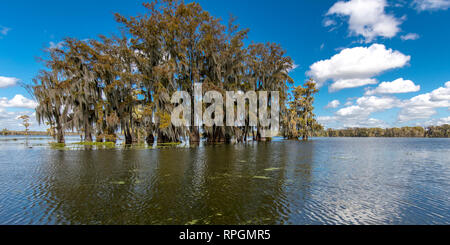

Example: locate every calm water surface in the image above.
[0,136,449,225]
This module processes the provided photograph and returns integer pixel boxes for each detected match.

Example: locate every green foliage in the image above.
[73,142,116,147]
[18,115,31,136]
[32,0,310,145]
[316,125,450,138]
[49,142,66,149]
[284,79,323,140]
[1,128,9,136]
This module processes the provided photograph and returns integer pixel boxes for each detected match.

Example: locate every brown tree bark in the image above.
[56,125,65,144]
[189,127,200,143]
[146,133,155,145]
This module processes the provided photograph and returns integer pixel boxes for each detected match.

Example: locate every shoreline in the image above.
[1,133,449,139]
[1,131,80,136]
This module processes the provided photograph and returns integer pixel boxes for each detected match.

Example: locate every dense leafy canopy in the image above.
[32,0,320,144]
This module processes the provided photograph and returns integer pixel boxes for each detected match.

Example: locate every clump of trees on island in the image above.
[314,125,450,138]
[30,0,321,145]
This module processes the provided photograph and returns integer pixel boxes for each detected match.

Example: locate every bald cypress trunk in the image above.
[124,126,133,145]
[96,131,104,142]
[190,127,200,143]
[146,133,155,145]
[84,126,93,142]
[56,124,65,144]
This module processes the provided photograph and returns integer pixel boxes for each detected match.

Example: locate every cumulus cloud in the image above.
[319,95,406,128]
[316,96,397,128]
[333,81,449,124]
[424,116,450,126]
[318,115,389,129]
[430,81,450,101]
[0,95,38,109]
[344,101,353,106]
[326,100,341,109]
[342,117,389,128]
[398,81,450,122]
[412,0,450,11]
[0,110,43,131]
[400,33,420,41]
[0,95,41,131]
[0,76,19,88]
[336,96,399,118]
[365,78,421,95]
[307,44,411,91]
[330,78,378,92]
[318,82,450,128]
[326,0,402,42]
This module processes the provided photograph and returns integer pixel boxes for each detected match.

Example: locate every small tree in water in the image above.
[284,79,322,141]
[18,115,31,136]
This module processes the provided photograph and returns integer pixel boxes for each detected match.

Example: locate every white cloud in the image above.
[430,81,450,101]
[343,117,389,128]
[49,41,64,50]
[0,95,41,131]
[326,100,341,109]
[0,110,43,131]
[317,116,336,124]
[318,115,388,128]
[326,0,402,42]
[318,96,399,128]
[413,0,450,11]
[287,63,299,73]
[398,81,450,122]
[0,26,11,36]
[307,44,410,91]
[0,76,19,88]
[365,78,420,95]
[398,105,437,122]
[400,33,420,41]
[330,78,378,92]
[318,82,450,127]
[323,19,337,27]
[336,96,399,118]
[0,95,38,109]
[424,116,450,126]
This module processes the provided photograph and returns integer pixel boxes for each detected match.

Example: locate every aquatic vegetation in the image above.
[157,142,182,146]
[49,142,66,149]
[74,142,116,147]
[264,167,281,171]
[222,173,244,178]
[110,181,126,185]
[207,176,223,181]
[185,219,199,225]
[252,176,271,180]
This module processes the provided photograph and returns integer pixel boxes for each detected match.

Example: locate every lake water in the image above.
[0,136,449,225]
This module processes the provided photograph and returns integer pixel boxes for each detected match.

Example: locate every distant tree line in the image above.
[314,125,450,138]
[0,129,79,136]
[29,0,321,144]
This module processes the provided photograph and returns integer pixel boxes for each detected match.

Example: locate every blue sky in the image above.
[1,0,449,130]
